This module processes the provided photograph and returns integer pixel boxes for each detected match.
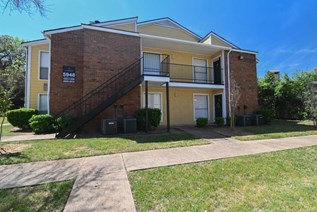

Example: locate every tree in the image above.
[229,77,241,128]
[304,81,317,127]
[258,72,279,116]
[0,85,12,141]
[0,0,46,16]
[0,35,25,108]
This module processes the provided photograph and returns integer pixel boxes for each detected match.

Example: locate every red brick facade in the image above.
[50,29,141,132]
[224,51,258,115]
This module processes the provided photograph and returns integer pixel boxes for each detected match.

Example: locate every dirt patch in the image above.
[64,146,89,155]
[213,127,254,137]
[0,144,32,154]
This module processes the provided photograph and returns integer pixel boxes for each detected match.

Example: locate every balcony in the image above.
[142,54,224,86]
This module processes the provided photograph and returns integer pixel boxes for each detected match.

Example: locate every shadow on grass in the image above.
[74,128,199,144]
[209,120,317,138]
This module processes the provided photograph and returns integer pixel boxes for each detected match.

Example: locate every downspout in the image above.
[44,34,51,114]
[227,48,232,118]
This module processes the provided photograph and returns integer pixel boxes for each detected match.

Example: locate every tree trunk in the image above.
[0,115,5,141]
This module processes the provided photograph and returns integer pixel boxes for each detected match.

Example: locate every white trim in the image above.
[144,76,170,82]
[137,18,201,40]
[37,93,48,113]
[221,51,227,119]
[193,93,210,121]
[22,39,49,47]
[210,32,239,49]
[169,82,224,89]
[139,33,230,51]
[82,25,139,37]
[142,92,164,122]
[44,26,83,36]
[93,17,138,27]
[38,50,49,81]
[227,49,232,119]
[142,51,163,75]
[26,46,32,108]
[47,39,51,114]
[192,57,209,83]
[232,48,257,55]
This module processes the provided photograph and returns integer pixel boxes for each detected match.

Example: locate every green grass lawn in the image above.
[0,133,208,165]
[234,119,317,141]
[0,180,73,211]
[0,118,22,137]
[129,146,317,211]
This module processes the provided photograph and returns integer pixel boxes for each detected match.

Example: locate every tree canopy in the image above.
[258,71,317,121]
[0,35,25,108]
[0,0,46,16]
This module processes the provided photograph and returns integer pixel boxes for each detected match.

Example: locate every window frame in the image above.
[38,93,48,114]
[38,50,49,80]
[142,92,163,122]
[193,93,210,120]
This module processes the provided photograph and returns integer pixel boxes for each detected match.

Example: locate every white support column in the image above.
[26,46,32,108]
[221,50,227,120]
[47,38,51,114]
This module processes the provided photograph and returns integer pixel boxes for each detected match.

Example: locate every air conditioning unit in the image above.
[124,118,137,133]
[101,119,117,135]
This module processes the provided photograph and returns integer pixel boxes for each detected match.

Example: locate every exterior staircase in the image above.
[56,58,143,138]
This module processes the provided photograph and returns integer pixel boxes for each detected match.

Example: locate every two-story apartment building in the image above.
[23,17,258,137]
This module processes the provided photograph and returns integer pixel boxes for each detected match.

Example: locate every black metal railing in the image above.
[164,62,224,85]
[57,58,142,118]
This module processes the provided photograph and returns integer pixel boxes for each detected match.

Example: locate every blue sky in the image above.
[1,0,316,77]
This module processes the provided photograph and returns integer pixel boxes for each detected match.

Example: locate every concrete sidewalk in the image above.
[0,135,316,211]
[1,133,56,142]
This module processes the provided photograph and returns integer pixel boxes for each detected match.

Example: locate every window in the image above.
[143,92,162,121]
[143,52,161,75]
[38,94,48,113]
[194,94,209,119]
[193,58,208,83]
[39,52,49,80]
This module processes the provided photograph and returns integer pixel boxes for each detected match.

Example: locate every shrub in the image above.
[226,116,231,126]
[256,108,274,124]
[196,118,208,127]
[55,114,74,131]
[7,108,38,129]
[135,108,161,130]
[29,114,55,134]
[215,117,224,127]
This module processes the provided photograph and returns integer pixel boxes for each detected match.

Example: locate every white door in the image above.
[193,58,208,83]
[194,94,209,119]
[144,53,161,75]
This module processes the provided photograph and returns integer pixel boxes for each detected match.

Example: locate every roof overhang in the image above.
[140,33,230,55]
[43,25,139,37]
[93,17,138,27]
[22,39,49,47]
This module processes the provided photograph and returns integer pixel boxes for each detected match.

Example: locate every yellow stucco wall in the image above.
[108,23,136,32]
[143,47,222,82]
[29,44,49,109]
[212,35,232,47]
[138,24,199,41]
[141,86,221,125]
[202,36,211,44]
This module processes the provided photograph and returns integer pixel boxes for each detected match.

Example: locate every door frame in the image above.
[212,56,222,84]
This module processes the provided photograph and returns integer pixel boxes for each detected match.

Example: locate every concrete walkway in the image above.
[0,135,316,211]
[1,133,55,142]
